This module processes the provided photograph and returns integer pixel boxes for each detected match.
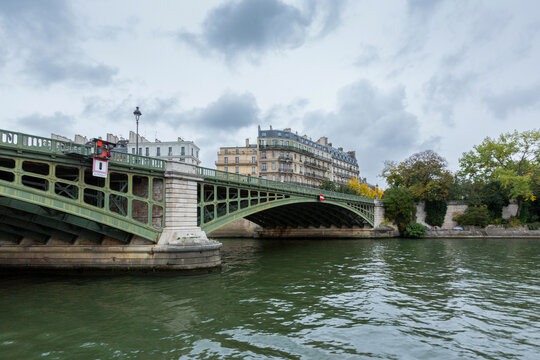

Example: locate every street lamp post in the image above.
[133,107,142,155]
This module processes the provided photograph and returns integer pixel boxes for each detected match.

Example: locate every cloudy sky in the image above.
[1,0,539,184]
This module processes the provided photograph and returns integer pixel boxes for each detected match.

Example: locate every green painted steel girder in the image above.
[0,206,103,242]
[0,214,75,242]
[0,183,159,242]
[201,197,374,233]
[0,197,132,242]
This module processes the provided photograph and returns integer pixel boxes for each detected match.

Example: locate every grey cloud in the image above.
[179,0,346,59]
[419,136,442,152]
[82,92,259,132]
[0,0,117,86]
[16,112,75,136]
[262,98,309,128]
[355,45,380,67]
[302,79,421,183]
[408,0,444,14]
[423,73,478,124]
[190,92,260,130]
[26,56,117,86]
[484,83,540,120]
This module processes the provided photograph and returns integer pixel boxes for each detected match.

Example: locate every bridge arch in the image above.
[199,196,374,234]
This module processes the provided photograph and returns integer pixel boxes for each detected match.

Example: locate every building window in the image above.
[235,157,239,164]
[252,149,256,154]
[156,147,160,156]
[225,149,228,154]
[272,140,276,145]
[235,166,239,174]
[196,151,199,158]
[261,151,266,159]
[251,157,256,163]
[138,148,142,156]
[145,147,149,156]
[224,167,228,172]
[262,163,267,171]
[180,158,185,162]
[131,148,135,154]
[181,147,185,155]
[168,147,173,156]
[272,161,275,170]
[191,148,194,156]
[252,166,256,174]
[224,157,228,164]
[235,148,239,154]
[280,140,284,146]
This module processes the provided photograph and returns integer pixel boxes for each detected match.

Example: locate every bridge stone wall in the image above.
[373,200,385,228]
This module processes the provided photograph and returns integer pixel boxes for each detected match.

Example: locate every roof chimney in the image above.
[338,147,343,151]
[347,150,356,159]
[245,138,249,147]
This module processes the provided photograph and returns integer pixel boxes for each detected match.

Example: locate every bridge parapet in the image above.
[0,128,165,171]
[196,166,373,204]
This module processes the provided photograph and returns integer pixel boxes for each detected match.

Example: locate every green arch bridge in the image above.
[0,129,376,269]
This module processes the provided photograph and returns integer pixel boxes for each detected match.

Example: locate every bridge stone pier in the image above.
[160,161,212,246]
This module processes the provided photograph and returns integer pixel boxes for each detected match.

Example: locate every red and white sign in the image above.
[92,157,108,178]
[319,194,325,201]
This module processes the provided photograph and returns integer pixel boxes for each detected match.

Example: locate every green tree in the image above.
[382,150,454,201]
[319,179,334,191]
[425,200,447,227]
[382,187,416,235]
[458,129,539,215]
[404,223,427,238]
[456,206,490,227]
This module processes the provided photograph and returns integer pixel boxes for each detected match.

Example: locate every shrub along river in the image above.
[0,238,539,359]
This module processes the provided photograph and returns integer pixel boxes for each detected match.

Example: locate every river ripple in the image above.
[0,238,539,359]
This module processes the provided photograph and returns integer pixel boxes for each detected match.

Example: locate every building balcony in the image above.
[259,144,331,163]
[216,160,257,166]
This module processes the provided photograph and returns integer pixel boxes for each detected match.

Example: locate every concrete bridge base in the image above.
[0,243,221,271]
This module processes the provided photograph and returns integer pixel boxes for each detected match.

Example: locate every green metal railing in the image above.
[196,166,374,204]
[0,129,165,171]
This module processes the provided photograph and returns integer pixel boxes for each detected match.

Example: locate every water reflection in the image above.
[0,238,539,359]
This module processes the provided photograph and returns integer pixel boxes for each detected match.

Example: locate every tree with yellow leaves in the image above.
[347,178,384,199]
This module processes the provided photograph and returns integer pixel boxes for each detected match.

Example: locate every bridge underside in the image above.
[245,202,368,229]
[0,197,139,245]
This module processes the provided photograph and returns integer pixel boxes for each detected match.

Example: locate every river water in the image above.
[0,238,539,359]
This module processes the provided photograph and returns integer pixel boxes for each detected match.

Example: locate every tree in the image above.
[347,178,384,199]
[382,187,416,235]
[319,180,334,191]
[382,150,453,201]
[458,129,539,215]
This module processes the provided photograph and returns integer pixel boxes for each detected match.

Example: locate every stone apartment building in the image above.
[126,131,200,165]
[52,131,200,165]
[215,139,258,176]
[215,127,360,187]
